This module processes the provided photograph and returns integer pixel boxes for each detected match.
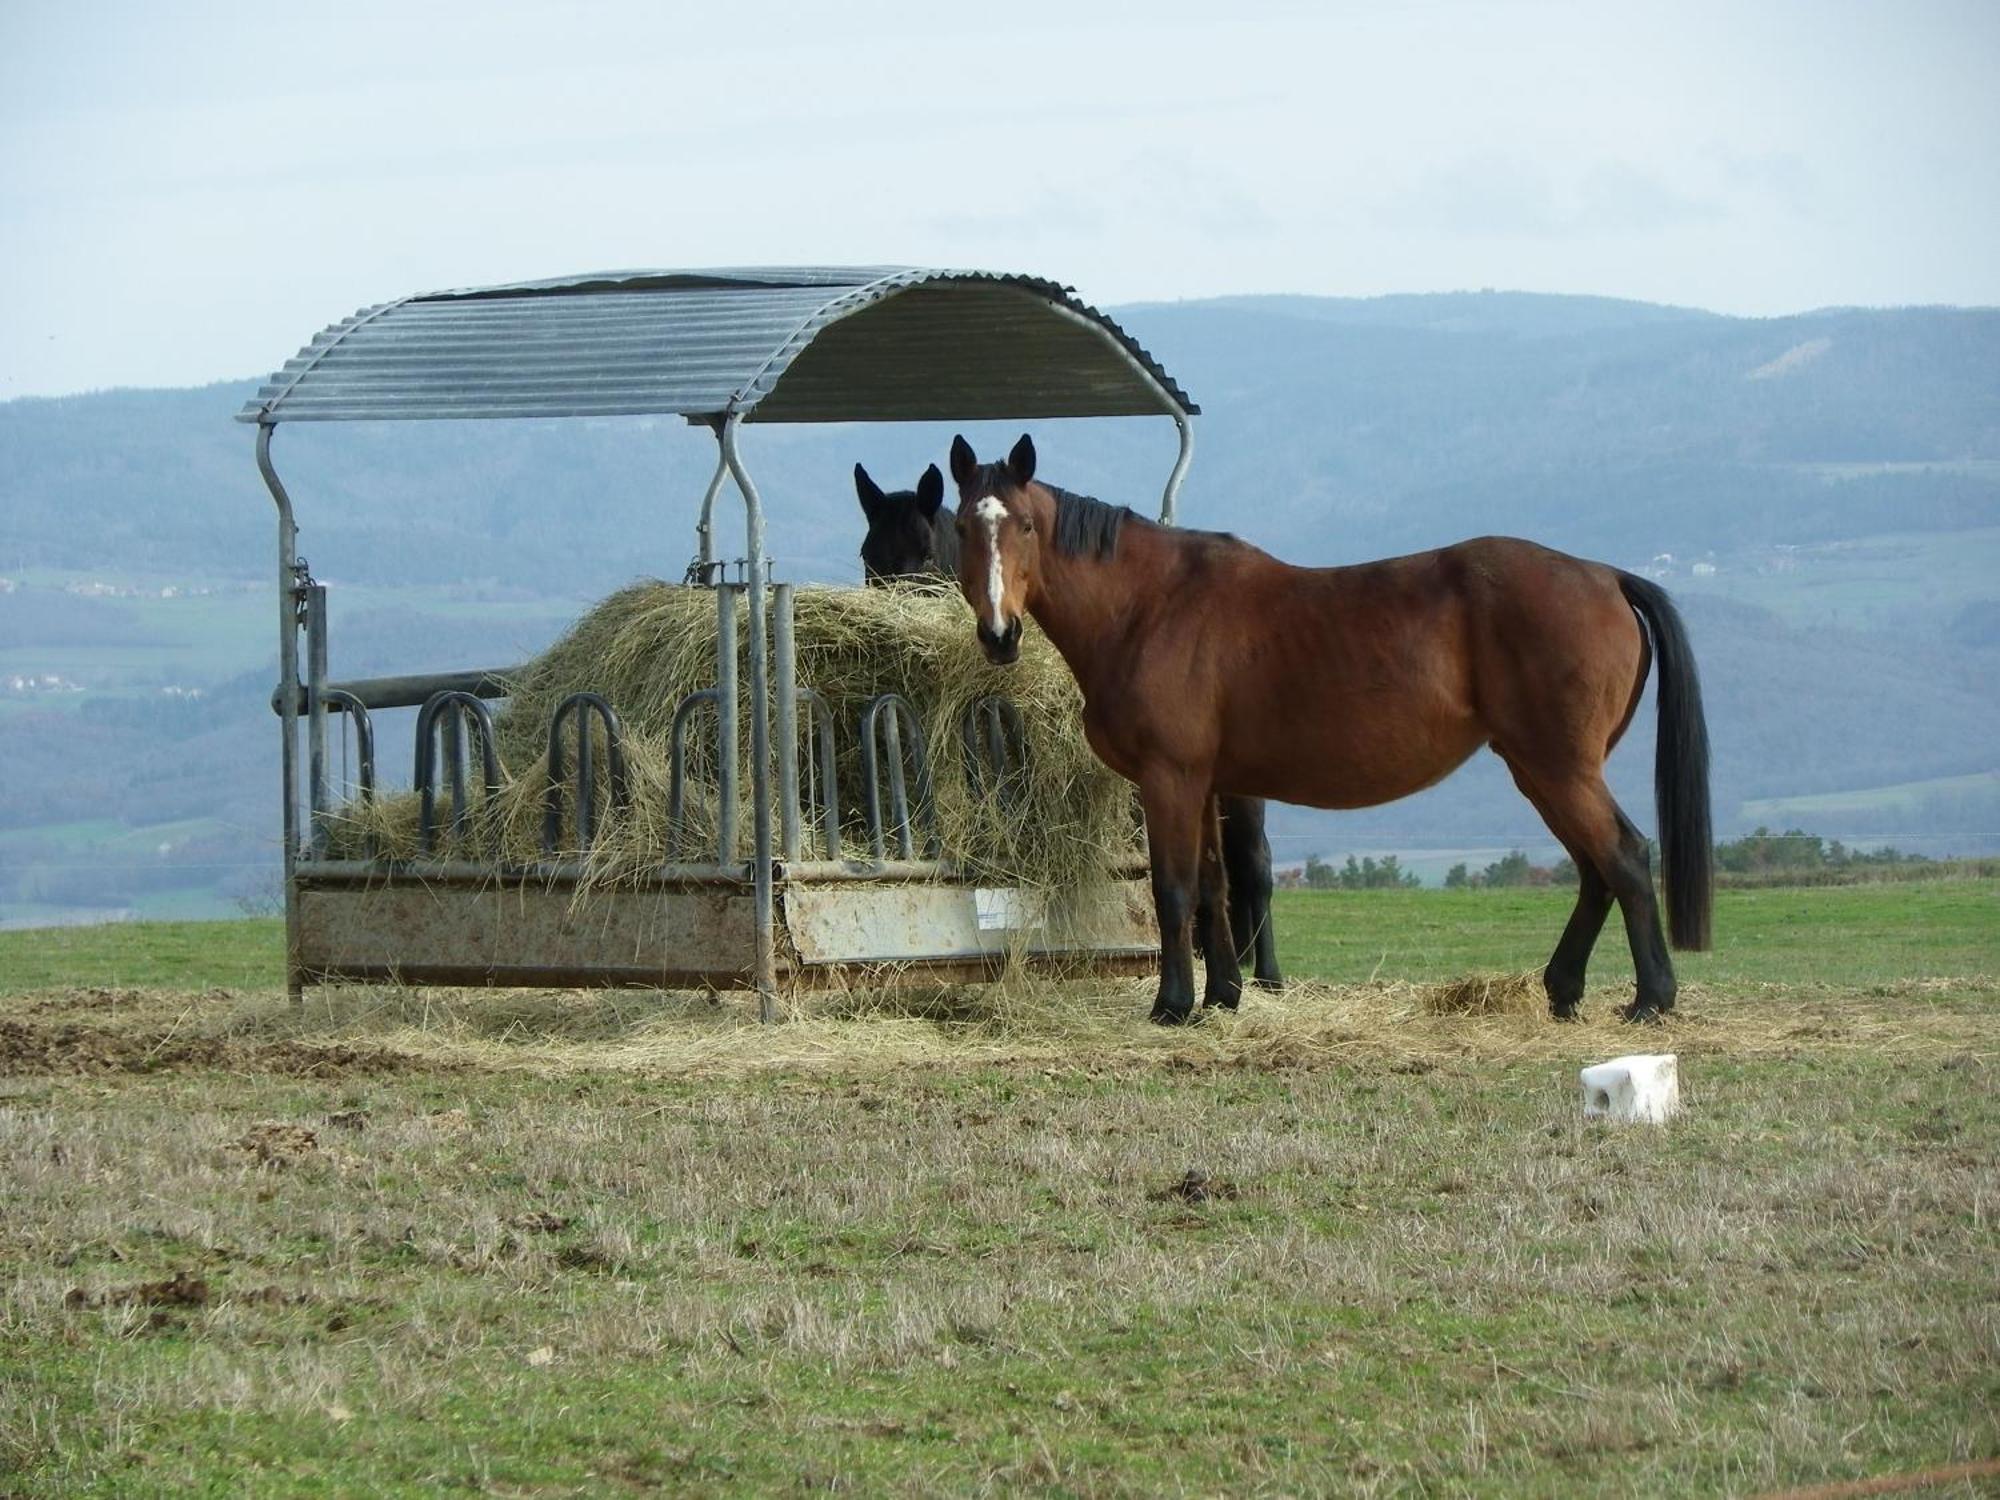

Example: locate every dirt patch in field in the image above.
[64,1269,210,1311]
[1150,1169,1240,1204]
[228,1122,321,1166]
[0,1017,449,1079]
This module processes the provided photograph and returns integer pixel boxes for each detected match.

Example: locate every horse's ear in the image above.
[854,462,885,522]
[916,464,945,518]
[949,435,977,487]
[1007,433,1037,486]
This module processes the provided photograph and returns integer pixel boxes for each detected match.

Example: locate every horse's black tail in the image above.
[1619,573,1713,951]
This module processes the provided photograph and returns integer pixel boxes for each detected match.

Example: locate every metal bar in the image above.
[714,584,739,863]
[859,699,887,863]
[985,703,1009,793]
[576,708,596,849]
[774,582,802,863]
[272,664,517,716]
[255,423,304,1004]
[444,708,467,842]
[781,856,1150,882]
[667,688,719,850]
[415,691,502,855]
[883,704,914,861]
[543,705,570,855]
[298,859,749,884]
[899,702,940,859]
[320,691,376,802]
[319,689,377,860]
[294,855,1152,885]
[694,433,728,577]
[1160,408,1195,526]
[542,693,629,855]
[780,859,962,883]
[304,583,331,855]
[720,413,777,1022]
[799,686,842,861]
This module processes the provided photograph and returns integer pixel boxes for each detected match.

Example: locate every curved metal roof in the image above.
[236,267,1196,425]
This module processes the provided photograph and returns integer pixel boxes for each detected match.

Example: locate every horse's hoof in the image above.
[1550,1004,1582,1023]
[1150,1002,1197,1027]
[1251,974,1284,992]
[1203,978,1243,1012]
[1621,999,1672,1025]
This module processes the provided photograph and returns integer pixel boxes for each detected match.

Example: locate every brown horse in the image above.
[854,459,1283,990]
[947,434,1711,1026]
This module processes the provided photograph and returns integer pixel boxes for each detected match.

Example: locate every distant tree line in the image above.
[1281,828,1959,895]
[1443,851,1573,889]
[1299,854,1422,890]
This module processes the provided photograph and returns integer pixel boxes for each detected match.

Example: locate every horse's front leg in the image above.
[1197,796,1243,1011]
[1139,768,1208,1025]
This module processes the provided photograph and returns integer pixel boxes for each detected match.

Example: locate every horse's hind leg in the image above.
[1513,766,1677,1022]
[1198,798,1244,1012]
[1222,796,1282,990]
[1543,861,1613,1020]
[1139,768,1210,1026]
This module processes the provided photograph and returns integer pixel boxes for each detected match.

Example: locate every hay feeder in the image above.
[245,267,1202,1017]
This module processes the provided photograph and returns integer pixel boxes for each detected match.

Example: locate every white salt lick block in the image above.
[1580,1053,1680,1124]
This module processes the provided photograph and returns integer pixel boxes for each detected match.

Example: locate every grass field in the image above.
[1,885,1995,1496]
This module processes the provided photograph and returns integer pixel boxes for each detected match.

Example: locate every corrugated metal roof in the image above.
[236,267,1196,425]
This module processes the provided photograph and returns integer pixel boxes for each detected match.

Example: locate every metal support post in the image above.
[693,430,729,579]
[255,423,304,1004]
[720,413,778,1021]
[1161,408,1194,526]
[713,583,740,863]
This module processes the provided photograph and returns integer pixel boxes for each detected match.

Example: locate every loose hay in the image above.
[328,581,1139,898]
[1421,971,1546,1017]
[14,976,1994,1082]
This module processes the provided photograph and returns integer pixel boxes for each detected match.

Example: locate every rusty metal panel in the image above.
[296,880,758,989]
[783,879,1155,967]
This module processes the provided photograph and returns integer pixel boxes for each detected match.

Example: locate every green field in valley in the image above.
[1741,769,2000,824]
[1,883,1995,1495]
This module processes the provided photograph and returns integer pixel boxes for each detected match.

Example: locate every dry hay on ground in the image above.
[326,581,1139,897]
[1421,970,1545,1016]
[8,974,1992,1083]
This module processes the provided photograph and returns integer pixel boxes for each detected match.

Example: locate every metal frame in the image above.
[542,693,629,855]
[250,266,1197,1015]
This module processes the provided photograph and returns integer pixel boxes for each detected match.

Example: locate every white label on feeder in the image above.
[974,888,1029,931]
[1580,1053,1680,1124]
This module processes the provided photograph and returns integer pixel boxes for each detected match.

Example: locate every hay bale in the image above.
[327,581,1140,896]
[1420,971,1545,1017]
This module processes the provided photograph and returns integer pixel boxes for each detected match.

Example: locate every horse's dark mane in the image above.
[1046,485,1136,561]
[975,463,1247,564]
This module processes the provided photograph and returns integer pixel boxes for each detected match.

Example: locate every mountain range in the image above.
[3,289,1995,922]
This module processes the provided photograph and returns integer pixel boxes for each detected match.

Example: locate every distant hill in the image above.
[2,290,1996,919]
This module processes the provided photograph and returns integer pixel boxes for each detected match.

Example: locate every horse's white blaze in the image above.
[975,495,1008,633]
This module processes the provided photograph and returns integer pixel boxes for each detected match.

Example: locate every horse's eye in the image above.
[1020,517,1035,534]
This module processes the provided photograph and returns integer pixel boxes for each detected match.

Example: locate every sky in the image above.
[2,0,1996,398]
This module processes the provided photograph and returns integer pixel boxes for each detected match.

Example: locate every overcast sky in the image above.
[2,0,1995,398]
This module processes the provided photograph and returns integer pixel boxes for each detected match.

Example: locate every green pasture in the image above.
[0,884,1995,1496]
[6,880,1994,996]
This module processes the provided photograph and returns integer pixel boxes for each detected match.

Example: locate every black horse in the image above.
[855,461,1283,990]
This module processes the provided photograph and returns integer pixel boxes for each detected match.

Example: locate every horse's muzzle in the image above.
[977,618,1022,665]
